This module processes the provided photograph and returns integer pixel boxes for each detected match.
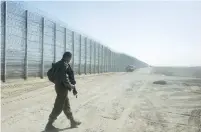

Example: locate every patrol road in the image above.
[1,68,201,132]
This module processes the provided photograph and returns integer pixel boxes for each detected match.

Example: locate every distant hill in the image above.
[152,66,201,78]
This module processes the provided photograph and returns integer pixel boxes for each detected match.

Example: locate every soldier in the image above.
[45,52,81,131]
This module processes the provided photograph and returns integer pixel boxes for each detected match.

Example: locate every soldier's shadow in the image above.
[42,127,75,132]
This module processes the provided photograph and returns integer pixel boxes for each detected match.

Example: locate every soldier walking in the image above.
[45,52,81,131]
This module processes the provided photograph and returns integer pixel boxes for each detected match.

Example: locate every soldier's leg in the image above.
[63,96,81,127]
[48,93,66,123]
[45,87,67,130]
[63,96,73,119]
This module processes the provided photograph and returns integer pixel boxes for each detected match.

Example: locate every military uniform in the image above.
[48,83,73,123]
[46,59,80,130]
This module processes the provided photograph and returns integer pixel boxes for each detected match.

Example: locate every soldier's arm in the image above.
[68,64,76,85]
[59,62,74,89]
[63,74,75,90]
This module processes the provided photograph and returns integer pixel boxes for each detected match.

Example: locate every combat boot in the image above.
[70,118,81,128]
[45,121,58,131]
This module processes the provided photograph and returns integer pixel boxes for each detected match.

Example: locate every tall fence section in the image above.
[1,1,147,82]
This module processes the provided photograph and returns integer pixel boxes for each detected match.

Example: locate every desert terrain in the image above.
[1,67,201,132]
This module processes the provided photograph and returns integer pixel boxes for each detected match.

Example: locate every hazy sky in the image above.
[30,1,201,66]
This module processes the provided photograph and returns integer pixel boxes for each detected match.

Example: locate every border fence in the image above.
[1,1,147,82]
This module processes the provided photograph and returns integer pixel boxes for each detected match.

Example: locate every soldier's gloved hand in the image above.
[73,88,78,98]
[70,84,75,90]
[73,88,78,95]
[71,80,76,85]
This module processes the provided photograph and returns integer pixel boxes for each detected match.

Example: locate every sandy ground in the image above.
[1,68,201,132]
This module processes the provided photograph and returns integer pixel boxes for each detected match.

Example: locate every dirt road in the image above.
[1,68,201,132]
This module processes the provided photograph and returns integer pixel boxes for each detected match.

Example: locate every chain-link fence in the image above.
[1,1,147,82]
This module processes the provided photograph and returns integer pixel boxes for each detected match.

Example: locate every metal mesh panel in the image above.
[108,49,110,72]
[86,39,91,73]
[96,44,100,73]
[44,19,54,74]
[118,54,128,72]
[113,52,116,72]
[7,1,25,17]
[66,29,73,65]
[1,1,148,81]
[99,45,102,73]
[6,2,26,79]
[80,36,85,74]
[104,47,107,72]
[106,48,108,72]
[73,33,80,74]
[121,54,126,71]
[101,46,105,72]
[107,48,109,72]
[93,42,97,73]
[118,54,123,71]
[55,25,65,62]
[115,53,119,72]
[94,42,96,73]
[111,52,114,71]
[110,52,113,72]
[108,50,111,72]
[102,46,105,72]
[91,41,95,73]
[27,12,42,77]
[66,29,73,52]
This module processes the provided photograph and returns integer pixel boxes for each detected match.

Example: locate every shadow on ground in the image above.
[41,127,76,132]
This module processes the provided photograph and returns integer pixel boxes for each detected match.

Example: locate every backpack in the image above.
[47,63,59,83]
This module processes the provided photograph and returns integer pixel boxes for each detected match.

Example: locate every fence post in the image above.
[113,52,115,72]
[97,44,100,74]
[89,40,92,74]
[117,53,118,72]
[100,45,102,73]
[53,23,56,63]
[2,1,7,82]
[111,51,112,72]
[99,44,101,73]
[94,42,96,73]
[79,35,81,75]
[110,51,112,72]
[114,52,116,72]
[108,49,110,72]
[110,50,112,72]
[101,46,104,73]
[24,10,28,80]
[71,31,75,69]
[64,28,66,52]
[105,47,107,72]
[111,51,113,72]
[41,17,45,79]
[105,48,108,72]
[104,47,106,72]
[84,37,87,74]
[107,48,109,72]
